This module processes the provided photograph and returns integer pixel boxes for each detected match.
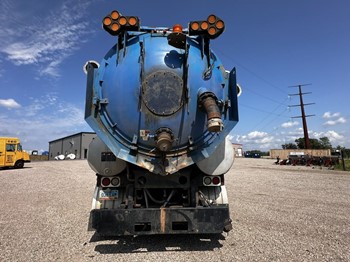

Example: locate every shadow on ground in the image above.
[90,233,225,253]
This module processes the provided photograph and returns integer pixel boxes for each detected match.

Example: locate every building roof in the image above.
[48,132,96,143]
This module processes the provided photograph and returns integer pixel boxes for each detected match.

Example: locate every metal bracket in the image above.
[188,136,194,151]
[130,135,138,151]
[100,98,109,104]
[92,97,109,112]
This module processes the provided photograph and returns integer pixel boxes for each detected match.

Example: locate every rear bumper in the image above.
[88,206,232,235]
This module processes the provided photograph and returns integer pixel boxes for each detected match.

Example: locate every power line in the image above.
[243,88,288,107]
[258,106,290,132]
[240,102,290,118]
[245,97,290,131]
[214,50,306,142]
[216,49,289,95]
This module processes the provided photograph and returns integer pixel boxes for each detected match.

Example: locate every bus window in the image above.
[6,144,16,152]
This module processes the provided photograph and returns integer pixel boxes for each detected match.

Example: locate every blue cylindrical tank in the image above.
[85,16,239,175]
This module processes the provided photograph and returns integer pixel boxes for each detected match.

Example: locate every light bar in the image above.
[103,10,140,36]
[189,14,225,39]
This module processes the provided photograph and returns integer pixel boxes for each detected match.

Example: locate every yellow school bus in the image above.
[0,137,30,168]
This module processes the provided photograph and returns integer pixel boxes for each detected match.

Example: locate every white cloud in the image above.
[281,121,299,128]
[287,128,304,136]
[235,131,277,150]
[247,131,268,139]
[323,117,347,126]
[231,124,350,150]
[227,134,234,142]
[0,94,91,151]
[313,130,345,146]
[322,112,340,119]
[0,1,92,78]
[337,117,346,123]
[324,120,336,126]
[277,128,306,143]
[0,98,21,109]
[322,112,347,126]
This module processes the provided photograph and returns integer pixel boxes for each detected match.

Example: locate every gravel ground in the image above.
[0,158,349,261]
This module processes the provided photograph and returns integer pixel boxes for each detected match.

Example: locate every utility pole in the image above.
[289,84,315,149]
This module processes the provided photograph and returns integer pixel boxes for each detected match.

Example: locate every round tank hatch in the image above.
[142,70,184,116]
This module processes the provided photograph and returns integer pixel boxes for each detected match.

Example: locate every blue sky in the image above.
[0,0,349,152]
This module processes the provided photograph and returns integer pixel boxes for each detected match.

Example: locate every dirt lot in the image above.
[0,158,349,261]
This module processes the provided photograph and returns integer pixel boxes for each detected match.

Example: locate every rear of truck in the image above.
[84,10,239,236]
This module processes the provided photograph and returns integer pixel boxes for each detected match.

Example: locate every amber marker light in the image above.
[207,14,216,24]
[128,16,137,26]
[208,27,217,36]
[190,21,199,31]
[110,10,120,20]
[119,16,127,25]
[173,24,183,33]
[216,20,224,29]
[201,21,209,30]
[111,23,120,32]
[103,17,112,26]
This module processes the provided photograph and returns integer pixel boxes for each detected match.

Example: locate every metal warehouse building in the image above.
[48,132,96,160]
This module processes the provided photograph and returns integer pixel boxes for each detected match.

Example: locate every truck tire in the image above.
[14,160,24,169]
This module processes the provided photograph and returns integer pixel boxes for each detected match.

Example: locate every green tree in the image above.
[319,137,332,149]
[281,143,297,149]
[294,137,330,149]
[310,138,323,149]
[295,138,306,149]
[335,145,345,150]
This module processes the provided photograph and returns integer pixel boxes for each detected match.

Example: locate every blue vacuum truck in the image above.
[84,10,240,235]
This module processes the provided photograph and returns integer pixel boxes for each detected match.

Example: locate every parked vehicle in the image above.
[0,137,30,168]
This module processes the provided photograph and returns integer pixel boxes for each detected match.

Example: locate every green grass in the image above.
[335,159,350,171]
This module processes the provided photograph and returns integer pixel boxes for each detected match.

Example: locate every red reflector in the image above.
[212,176,221,185]
[101,177,111,187]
